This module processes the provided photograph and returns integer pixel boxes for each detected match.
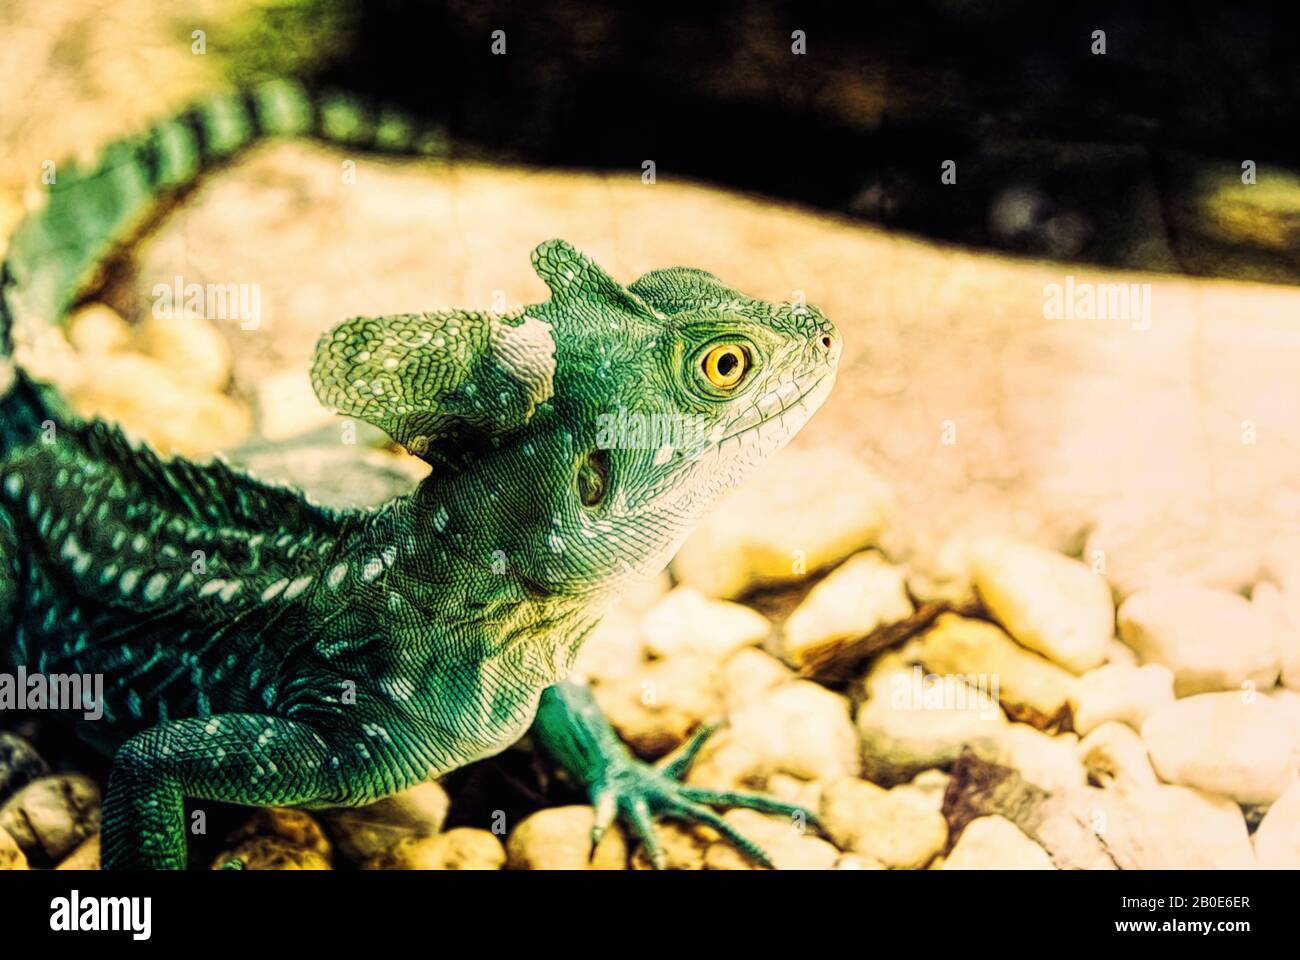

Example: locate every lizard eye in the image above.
[577,449,609,507]
[702,344,748,389]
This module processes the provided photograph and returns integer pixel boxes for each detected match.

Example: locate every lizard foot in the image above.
[587,724,822,869]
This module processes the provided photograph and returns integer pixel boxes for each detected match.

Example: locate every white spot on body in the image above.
[489,314,557,408]
[284,575,313,600]
[143,573,168,602]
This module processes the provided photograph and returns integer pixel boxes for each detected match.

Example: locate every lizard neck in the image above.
[297,490,603,771]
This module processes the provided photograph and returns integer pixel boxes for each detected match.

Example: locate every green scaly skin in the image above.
[0,81,841,869]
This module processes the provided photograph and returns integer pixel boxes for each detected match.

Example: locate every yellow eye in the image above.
[703,344,747,389]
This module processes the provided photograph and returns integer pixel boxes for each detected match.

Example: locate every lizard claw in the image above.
[584,724,821,870]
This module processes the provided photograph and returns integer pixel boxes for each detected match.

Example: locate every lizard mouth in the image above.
[713,364,837,448]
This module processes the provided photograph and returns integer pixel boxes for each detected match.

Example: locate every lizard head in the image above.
[522,240,841,591]
[311,240,839,596]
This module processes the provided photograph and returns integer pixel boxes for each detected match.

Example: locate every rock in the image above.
[138,311,232,392]
[67,303,130,355]
[506,806,627,870]
[570,577,669,685]
[213,836,331,870]
[0,732,49,804]
[820,776,948,869]
[1078,722,1159,791]
[1105,639,1140,667]
[671,446,897,598]
[905,535,978,607]
[1094,785,1255,869]
[0,825,27,869]
[1255,581,1300,691]
[766,774,824,813]
[702,810,840,870]
[780,551,913,669]
[1117,586,1281,695]
[1255,780,1300,868]
[719,647,796,712]
[684,730,766,792]
[322,780,449,864]
[970,536,1113,674]
[1069,663,1175,736]
[915,613,1076,729]
[254,368,337,441]
[989,724,1086,794]
[232,444,429,511]
[856,655,1008,785]
[729,680,859,781]
[1264,535,1300,596]
[55,834,100,870]
[593,655,722,759]
[571,604,646,684]
[630,822,714,870]
[641,586,771,662]
[893,769,951,813]
[1266,688,1300,746]
[67,353,251,457]
[1085,507,1263,600]
[227,808,331,858]
[1141,692,1298,804]
[945,753,1255,869]
[834,852,887,869]
[0,774,101,865]
[622,571,673,617]
[374,828,506,870]
[941,816,1054,870]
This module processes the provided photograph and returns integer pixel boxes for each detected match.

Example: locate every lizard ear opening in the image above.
[310,309,557,464]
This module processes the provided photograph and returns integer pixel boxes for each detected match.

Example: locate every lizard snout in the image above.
[812,325,842,369]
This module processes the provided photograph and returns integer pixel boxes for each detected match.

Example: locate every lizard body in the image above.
[0,81,840,868]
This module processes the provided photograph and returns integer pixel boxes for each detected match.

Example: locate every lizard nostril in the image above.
[820,335,832,351]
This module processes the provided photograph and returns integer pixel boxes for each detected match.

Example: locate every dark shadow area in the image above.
[309,0,1300,282]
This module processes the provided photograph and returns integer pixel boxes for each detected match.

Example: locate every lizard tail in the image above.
[0,79,451,459]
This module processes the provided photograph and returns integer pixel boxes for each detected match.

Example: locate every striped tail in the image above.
[0,79,451,457]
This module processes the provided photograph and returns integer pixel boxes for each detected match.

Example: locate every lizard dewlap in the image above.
[0,81,840,870]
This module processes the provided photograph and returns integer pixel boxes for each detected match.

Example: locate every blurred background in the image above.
[5,0,1300,870]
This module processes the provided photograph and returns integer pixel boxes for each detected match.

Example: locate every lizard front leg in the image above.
[101,713,365,869]
[532,679,821,869]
